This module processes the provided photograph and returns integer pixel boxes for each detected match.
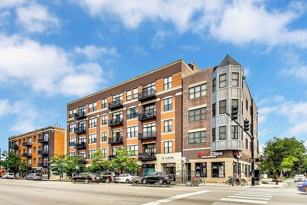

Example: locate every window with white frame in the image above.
[188,131,206,144]
[112,93,122,102]
[164,141,173,153]
[88,134,97,144]
[164,76,172,90]
[101,148,107,158]
[231,125,239,139]
[163,97,172,111]
[127,107,138,119]
[219,100,227,114]
[232,72,239,87]
[69,123,76,133]
[79,151,86,159]
[112,111,122,120]
[89,149,96,159]
[88,102,97,112]
[164,120,173,133]
[189,107,207,122]
[127,126,138,138]
[189,84,207,99]
[143,82,156,95]
[78,136,86,143]
[126,88,138,101]
[101,114,108,125]
[219,126,227,140]
[101,99,107,109]
[88,118,97,128]
[126,90,133,101]
[69,138,76,147]
[101,132,107,142]
[127,145,138,156]
[219,73,227,88]
[143,123,156,137]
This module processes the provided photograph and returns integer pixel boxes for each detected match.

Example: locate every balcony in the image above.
[108,118,123,127]
[22,152,32,158]
[38,137,49,144]
[74,127,86,134]
[138,132,156,141]
[38,163,48,168]
[22,142,32,147]
[11,143,19,150]
[138,90,156,102]
[138,112,156,121]
[108,136,123,145]
[38,149,49,156]
[108,100,123,110]
[74,111,86,120]
[75,142,86,150]
[138,153,156,161]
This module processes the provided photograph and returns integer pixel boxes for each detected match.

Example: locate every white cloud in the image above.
[281,64,307,81]
[16,3,60,33]
[74,45,118,60]
[0,0,27,9]
[0,99,11,117]
[0,34,109,96]
[73,0,307,48]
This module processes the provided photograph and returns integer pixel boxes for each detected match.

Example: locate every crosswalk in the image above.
[218,190,274,204]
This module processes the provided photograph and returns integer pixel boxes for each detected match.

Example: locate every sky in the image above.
[0,0,306,151]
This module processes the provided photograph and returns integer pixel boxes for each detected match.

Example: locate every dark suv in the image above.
[141,172,172,185]
[72,172,99,183]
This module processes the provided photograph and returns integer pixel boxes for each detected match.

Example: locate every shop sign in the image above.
[161,156,174,161]
[197,151,223,158]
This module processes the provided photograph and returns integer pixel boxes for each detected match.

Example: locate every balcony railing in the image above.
[73,111,86,120]
[38,163,48,168]
[38,149,49,155]
[11,143,19,150]
[138,153,156,161]
[138,112,156,121]
[108,118,123,127]
[74,127,86,134]
[22,152,32,158]
[75,142,86,150]
[22,142,32,147]
[138,132,157,141]
[38,137,49,143]
[108,136,123,145]
[108,100,123,110]
[138,90,156,102]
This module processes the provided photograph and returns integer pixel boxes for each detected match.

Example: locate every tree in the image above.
[260,137,306,177]
[1,152,21,176]
[65,155,85,177]
[87,150,110,174]
[18,161,28,178]
[50,155,66,180]
[110,149,138,174]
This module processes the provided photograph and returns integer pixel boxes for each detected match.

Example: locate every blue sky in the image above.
[0,0,306,151]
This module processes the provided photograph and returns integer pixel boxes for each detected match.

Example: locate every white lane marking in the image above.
[141,190,210,205]
[228,196,271,200]
[220,198,268,204]
[235,193,273,197]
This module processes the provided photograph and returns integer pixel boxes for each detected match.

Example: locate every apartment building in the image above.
[8,126,66,176]
[67,55,259,182]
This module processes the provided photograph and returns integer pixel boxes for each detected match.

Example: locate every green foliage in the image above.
[18,161,28,177]
[65,155,85,177]
[50,155,66,179]
[1,152,21,174]
[109,149,138,174]
[260,137,306,177]
[87,150,110,173]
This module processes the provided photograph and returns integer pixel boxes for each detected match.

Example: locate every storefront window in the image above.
[211,162,225,178]
[195,163,207,177]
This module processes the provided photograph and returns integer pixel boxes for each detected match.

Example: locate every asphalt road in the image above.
[0,180,305,205]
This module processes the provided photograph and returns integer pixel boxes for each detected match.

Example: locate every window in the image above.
[144,104,156,114]
[164,141,173,153]
[212,103,216,117]
[69,138,76,147]
[89,149,96,159]
[127,107,138,119]
[112,111,122,120]
[126,90,132,101]
[101,132,107,142]
[219,100,227,114]
[144,144,156,154]
[127,126,138,138]
[212,128,216,142]
[127,88,138,101]
[101,115,107,125]
[127,145,138,156]
[188,131,206,144]
[78,136,86,143]
[112,130,122,139]
[231,125,239,139]
[232,99,239,110]
[142,82,156,96]
[245,138,249,149]
[101,99,107,109]
[163,97,172,111]
[212,78,216,92]
[143,123,156,137]
[189,107,207,122]
[164,76,172,90]
[88,118,97,128]
[189,84,207,99]
[89,134,97,144]
[232,72,239,87]
[164,120,173,133]
[79,151,86,159]
[112,147,121,155]
[112,93,122,102]
[69,123,76,133]
[219,73,227,88]
[79,106,85,115]
[219,126,227,140]
[245,99,249,111]
[211,162,225,178]
[195,163,207,177]
[88,102,97,112]
[69,152,76,157]
[101,148,107,158]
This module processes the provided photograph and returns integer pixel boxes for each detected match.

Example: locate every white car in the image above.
[294,174,305,182]
[115,174,137,183]
[2,173,15,179]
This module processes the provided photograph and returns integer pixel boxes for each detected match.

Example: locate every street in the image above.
[0,180,305,205]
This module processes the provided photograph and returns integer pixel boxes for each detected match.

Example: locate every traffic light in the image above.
[244,120,249,132]
[231,106,238,120]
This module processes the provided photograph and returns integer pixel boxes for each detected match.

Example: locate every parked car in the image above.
[100,171,117,183]
[141,172,172,185]
[115,174,138,183]
[25,173,34,180]
[294,174,305,182]
[72,172,99,183]
[2,173,15,179]
[297,181,307,192]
